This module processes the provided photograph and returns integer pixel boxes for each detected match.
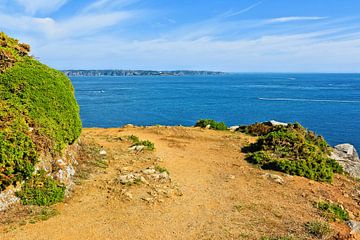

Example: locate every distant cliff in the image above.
[61,70,226,77]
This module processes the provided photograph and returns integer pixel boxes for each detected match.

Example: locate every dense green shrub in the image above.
[0,32,82,190]
[243,123,343,182]
[16,171,65,206]
[237,122,279,136]
[317,201,350,222]
[195,119,227,130]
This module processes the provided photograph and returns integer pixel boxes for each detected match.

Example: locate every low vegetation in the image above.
[237,122,279,136]
[16,171,65,206]
[155,165,169,174]
[260,236,295,240]
[195,119,228,130]
[305,220,332,238]
[0,32,82,190]
[127,135,155,150]
[316,201,350,222]
[243,123,343,182]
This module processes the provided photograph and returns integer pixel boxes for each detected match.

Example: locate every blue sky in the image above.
[1,0,360,72]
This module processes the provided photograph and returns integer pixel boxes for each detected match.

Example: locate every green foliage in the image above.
[16,171,65,206]
[155,165,169,174]
[195,119,228,130]
[127,135,155,150]
[244,123,343,182]
[0,32,82,190]
[317,201,350,222]
[305,220,331,238]
[238,122,279,136]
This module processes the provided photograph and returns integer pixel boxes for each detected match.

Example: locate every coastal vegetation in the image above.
[317,201,350,222]
[195,119,228,130]
[242,122,343,182]
[16,171,65,206]
[0,32,81,196]
[127,135,155,150]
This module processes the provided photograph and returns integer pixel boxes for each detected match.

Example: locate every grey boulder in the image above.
[331,144,360,178]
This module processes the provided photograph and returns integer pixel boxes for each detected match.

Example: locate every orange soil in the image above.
[1,126,359,240]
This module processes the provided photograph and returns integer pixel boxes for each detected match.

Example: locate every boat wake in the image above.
[258,98,360,103]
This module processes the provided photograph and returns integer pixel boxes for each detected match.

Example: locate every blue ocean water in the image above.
[71,74,360,149]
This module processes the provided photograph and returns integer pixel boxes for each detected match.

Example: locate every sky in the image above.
[1,0,360,72]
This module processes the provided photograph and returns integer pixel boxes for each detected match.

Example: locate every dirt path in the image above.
[1,126,359,239]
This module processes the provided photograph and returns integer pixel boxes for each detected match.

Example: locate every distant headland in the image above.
[61,70,226,77]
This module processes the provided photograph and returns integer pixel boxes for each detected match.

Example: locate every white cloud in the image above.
[266,16,327,23]
[222,1,263,18]
[82,0,138,13]
[15,0,68,15]
[0,11,135,40]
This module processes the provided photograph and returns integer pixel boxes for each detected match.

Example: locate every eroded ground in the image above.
[1,126,359,239]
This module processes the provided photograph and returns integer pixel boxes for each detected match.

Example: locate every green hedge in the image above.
[243,123,343,182]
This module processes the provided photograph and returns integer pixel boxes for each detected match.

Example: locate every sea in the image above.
[70,73,360,149]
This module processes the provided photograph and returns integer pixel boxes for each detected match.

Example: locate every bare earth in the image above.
[1,126,359,240]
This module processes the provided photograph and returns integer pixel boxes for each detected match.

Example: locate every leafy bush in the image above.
[243,123,343,182]
[238,122,278,136]
[0,32,82,190]
[195,119,227,130]
[317,201,350,222]
[127,135,155,150]
[305,220,332,238]
[16,171,65,206]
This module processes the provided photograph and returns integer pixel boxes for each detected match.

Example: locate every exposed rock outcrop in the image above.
[331,144,360,178]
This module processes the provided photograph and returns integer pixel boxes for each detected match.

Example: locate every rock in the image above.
[123,124,135,128]
[118,173,141,184]
[331,144,360,178]
[142,168,156,175]
[205,124,211,129]
[99,149,107,155]
[123,192,133,200]
[226,175,236,181]
[265,120,288,127]
[140,176,149,185]
[0,185,21,211]
[229,126,240,132]
[263,173,284,184]
[129,145,145,152]
[347,220,360,234]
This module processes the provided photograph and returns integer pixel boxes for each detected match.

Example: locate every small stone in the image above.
[99,149,107,155]
[263,173,284,184]
[123,192,133,200]
[347,220,360,234]
[140,176,149,185]
[142,169,156,175]
[228,175,236,180]
[229,126,240,132]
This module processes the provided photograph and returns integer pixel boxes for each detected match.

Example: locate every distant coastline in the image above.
[61,70,226,77]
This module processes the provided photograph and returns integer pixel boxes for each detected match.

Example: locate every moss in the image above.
[317,201,350,222]
[16,171,65,206]
[0,32,82,190]
[243,123,343,182]
[195,119,228,130]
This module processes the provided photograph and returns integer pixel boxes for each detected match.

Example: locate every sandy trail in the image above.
[1,126,359,239]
